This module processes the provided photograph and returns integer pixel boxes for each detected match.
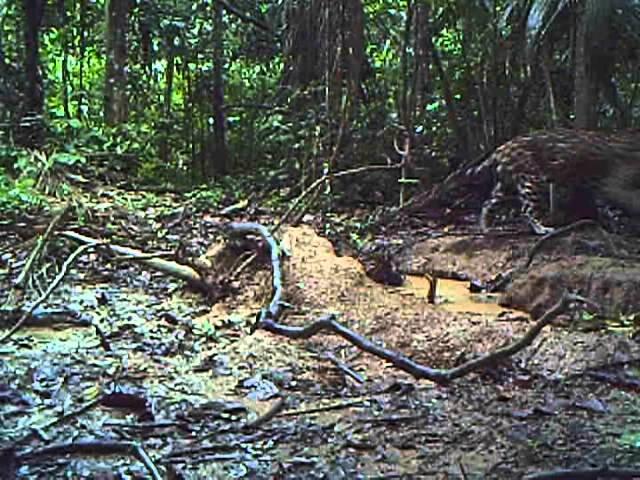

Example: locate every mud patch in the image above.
[277,226,532,370]
[406,230,640,321]
[195,224,640,478]
[405,233,533,280]
[503,256,640,319]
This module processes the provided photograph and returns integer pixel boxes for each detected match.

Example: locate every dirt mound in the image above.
[277,226,533,370]
[406,230,640,321]
[503,256,640,318]
[405,234,533,280]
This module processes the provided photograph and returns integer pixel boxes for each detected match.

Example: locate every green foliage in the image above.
[185,185,227,209]
[620,431,640,449]
[0,141,88,213]
[0,168,47,213]
[1,0,638,197]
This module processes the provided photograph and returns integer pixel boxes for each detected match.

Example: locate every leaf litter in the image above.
[2,187,640,478]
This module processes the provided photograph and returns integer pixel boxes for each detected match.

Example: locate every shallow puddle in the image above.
[405,275,519,316]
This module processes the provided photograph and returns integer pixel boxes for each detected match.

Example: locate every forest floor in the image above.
[2,179,640,479]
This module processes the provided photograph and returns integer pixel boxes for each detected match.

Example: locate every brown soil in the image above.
[6,214,640,479]
[202,224,640,478]
[408,229,640,319]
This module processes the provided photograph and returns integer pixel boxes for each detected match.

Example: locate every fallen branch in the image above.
[0,309,110,351]
[224,222,284,323]
[523,466,640,480]
[525,219,614,269]
[230,221,594,385]
[17,440,162,480]
[0,242,100,344]
[260,293,577,384]
[279,399,367,417]
[323,351,366,384]
[59,230,211,293]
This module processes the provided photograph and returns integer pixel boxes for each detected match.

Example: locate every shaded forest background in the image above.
[1,0,639,212]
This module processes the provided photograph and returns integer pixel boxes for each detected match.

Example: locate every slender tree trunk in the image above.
[104,0,131,125]
[185,64,197,179]
[541,45,559,127]
[211,0,229,176]
[324,0,341,118]
[23,0,44,115]
[139,0,152,74]
[78,0,87,117]
[59,0,70,118]
[429,34,468,164]
[159,48,174,165]
[399,0,413,127]
[345,0,366,102]
[410,2,429,127]
[0,21,5,72]
[22,0,45,146]
[573,1,597,129]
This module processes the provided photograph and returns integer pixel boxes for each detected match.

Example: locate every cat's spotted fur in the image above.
[436,129,640,234]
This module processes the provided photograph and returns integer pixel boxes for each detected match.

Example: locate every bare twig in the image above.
[523,466,640,480]
[230,221,591,385]
[15,207,67,288]
[279,399,367,417]
[0,242,100,344]
[323,351,366,384]
[458,460,470,480]
[17,440,162,480]
[16,397,102,446]
[525,219,613,269]
[394,130,410,208]
[273,163,401,233]
[3,207,69,311]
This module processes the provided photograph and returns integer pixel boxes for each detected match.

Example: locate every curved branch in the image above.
[0,242,100,344]
[225,222,284,323]
[525,219,612,268]
[523,466,640,480]
[228,222,593,385]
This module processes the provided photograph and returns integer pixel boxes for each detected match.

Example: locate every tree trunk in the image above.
[399,0,413,127]
[59,0,70,118]
[78,0,87,117]
[22,0,45,146]
[282,0,323,88]
[104,0,131,125]
[159,48,174,165]
[573,1,597,129]
[185,65,197,180]
[211,0,229,177]
[428,30,468,164]
[283,0,366,99]
[343,0,367,102]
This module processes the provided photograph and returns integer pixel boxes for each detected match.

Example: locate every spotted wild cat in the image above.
[431,129,640,234]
